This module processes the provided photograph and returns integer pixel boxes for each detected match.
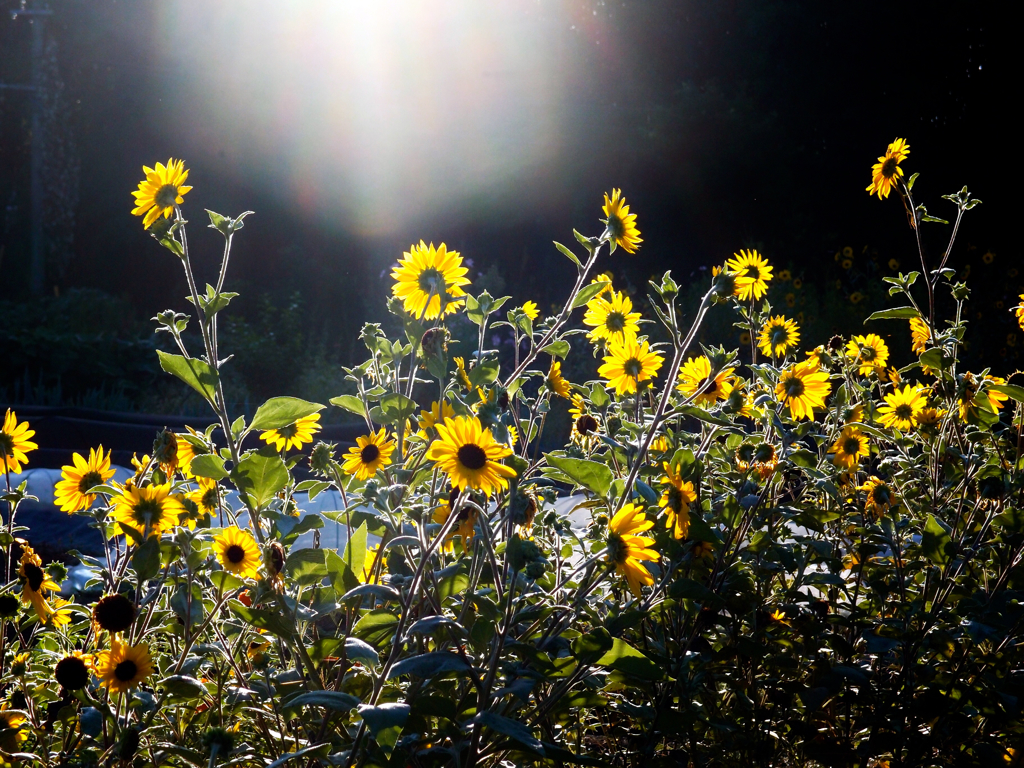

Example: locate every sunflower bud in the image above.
[420,327,448,360]
[265,542,286,584]
[309,442,336,476]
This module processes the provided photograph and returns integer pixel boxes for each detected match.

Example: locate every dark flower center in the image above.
[360,444,381,464]
[666,487,687,514]
[201,488,218,509]
[745,266,760,279]
[0,434,13,454]
[0,594,19,618]
[226,544,246,564]
[769,327,789,346]
[576,414,598,436]
[457,443,488,471]
[783,376,806,398]
[114,660,138,682]
[861,347,877,361]
[24,561,44,592]
[881,157,898,178]
[753,444,776,463]
[55,656,90,690]
[607,214,625,238]
[268,542,286,575]
[154,184,179,208]
[132,498,163,525]
[698,376,718,395]
[79,471,103,495]
[417,267,445,294]
[843,437,862,455]
[895,404,914,420]
[624,358,643,378]
[276,423,299,438]
[605,312,625,332]
[93,593,136,632]
[606,531,626,564]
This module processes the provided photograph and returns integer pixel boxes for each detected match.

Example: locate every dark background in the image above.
[1,0,1016,418]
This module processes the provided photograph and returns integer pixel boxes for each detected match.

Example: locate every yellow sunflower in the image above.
[914,406,944,436]
[174,428,209,479]
[860,476,896,519]
[453,356,472,389]
[433,493,481,551]
[676,355,735,407]
[426,415,517,497]
[846,334,890,376]
[341,428,395,481]
[1014,295,1024,332]
[546,359,572,399]
[758,315,801,358]
[878,384,927,431]
[958,373,1009,421]
[391,241,471,320]
[187,475,220,519]
[583,289,641,345]
[418,400,455,437]
[866,138,910,199]
[54,446,116,513]
[362,544,384,584]
[569,394,601,449]
[213,526,262,579]
[0,705,27,751]
[601,189,642,254]
[111,483,185,538]
[910,317,930,355]
[659,462,697,540]
[1,409,37,475]
[520,301,540,320]
[776,357,831,420]
[725,249,773,301]
[131,158,192,229]
[260,413,321,452]
[598,336,664,396]
[828,425,870,470]
[94,639,154,694]
[606,503,660,598]
[19,545,62,623]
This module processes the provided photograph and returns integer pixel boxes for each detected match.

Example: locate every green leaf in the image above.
[387,652,472,679]
[132,536,162,581]
[206,209,253,236]
[865,307,921,322]
[468,357,501,388]
[919,348,949,372]
[189,454,228,480]
[284,548,328,586]
[572,627,613,664]
[595,638,664,681]
[675,404,733,427]
[571,281,610,309]
[231,448,289,510]
[553,241,583,269]
[991,384,1024,403]
[265,743,330,768]
[340,583,401,603]
[250,397,325,432]
[327,521,367,594]
[156,351,219,404]
[357,703,409,757]
[545,455,613,497]
[352,609,399,647]
[286,691,360,712]
[476,711,545,756]
[159,675,208,700]
[330,395,365,416]
[374,392,418,424]
[228,601,294,639]
[540,340,571,359]
[922,514,954,566]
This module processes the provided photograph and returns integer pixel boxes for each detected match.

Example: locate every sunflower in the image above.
[18,545,61,622]
[260,413,321,452]
[725,249,773,301]
[598,337,664,396]
[1015,295,1024,332]
[95,639,154,694]
[676,355,735,407]
[828,425,870,470]
[601,189,642,254]
[391,241,471,319]
[341,427,395,481]
[1,409,37,475]
[910,317,930,355]
[187,475,220,519]
[659,462,697,540]
[758,315,800,358]
[751,443,778,479]
[174,428,209,479]
[427,415,516,496]
[131,158,192,229]
[914,406,944,437]
[0,705,27,751]
[958,373,1009,421]
[434,496,480,552]
[860,476,896,519]
[362,544,384,584]
[846,334,890,376]
[520,301,540,320]
[92,593,136,634]
[606,503,659,598]
[55,650,94,691]
[111,483,185,538]
[53,445,116,514]
[569,394,601,449]
[213,526,262,579]
[546,359,572,399]
[878,385,927,431]
[776,357,831,420]
[453,357,472,389]
[418,400,455,437]
[583,289,642,345]
[866,138,910,199]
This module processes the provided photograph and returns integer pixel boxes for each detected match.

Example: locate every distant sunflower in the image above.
[520,301,540,320]
[341,427,395,481]
[758,315,800,358]
[19,545,61,623]
[1,408,37,475]
[910,317,930,355]
[676,355,735,407]
[453,357,472,389]
[726,250,773,301]
[418,400,455,437]
[606,503,659,598]
[776,358,831,420]
[427,415,517,496]
[866,138,910,199]
[95,639,153,694]
[546,359,572,399]
[860,476,896,519]
[131,158,192,229]
[878,385,927,431]
[598,336,664,396]
[846,334,890,376]
[659,462,697,540]
[391,241,471,319]
[54,446,116,513]
[828,425,870,470]
[1016,295,1024,332]
[583,289,642,345]
[213,526,262,579]
[187,476,220,519]
[601,189,642,253]
[433,491,481,550]
[111,483,184,538]
[260,413,321,452]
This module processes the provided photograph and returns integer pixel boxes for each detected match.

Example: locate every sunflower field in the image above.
[2,141,1024,768]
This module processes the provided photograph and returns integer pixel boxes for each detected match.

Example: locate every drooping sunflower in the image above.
[598,337,664,396]
[111,483,185,538]
[54,445,116,514]
[260,413,321,452]
[517,301,539,321]
[418,400,455,437]
[910,316,931,355]
[828,425,870,470]
[860,476,896,519]
[213,526,262,579]
[341,427,396,481]
[361,544,384,584]
[427,415,517,496]
[0,705,27,751]
[1,409,37,475]
[878,384,927,431]
[958,373,1009,421]
[758,315,801,358]
[391,241,471,319]
[751,442,778,479]
[606,503,660,598]
[187,475,220,519]
[725,249,773,301]
[131,158,192,229]
[846,334,890,376]
[546,359,572,399]
[659,463,697,540]
[94,639,154,694]
[601,189,642,254]
[583,289,642,345]
[453,357,472,389]
[19,545,61,622]
[55,650,94,691]
[775,357,831,420]
[866,138,910,199]
[676,355,735,407]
